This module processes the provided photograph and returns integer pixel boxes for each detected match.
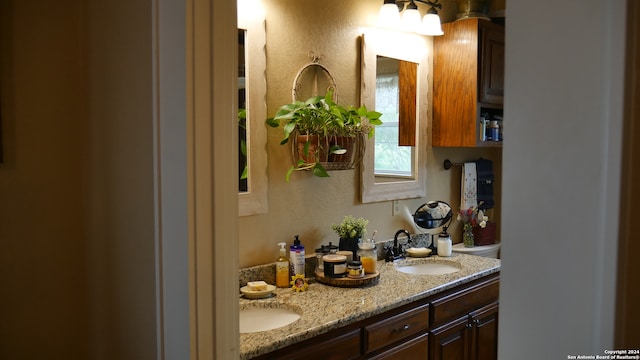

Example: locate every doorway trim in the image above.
[615,0,640,347]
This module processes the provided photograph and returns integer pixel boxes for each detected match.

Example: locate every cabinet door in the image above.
[432,19,480,147]
[430,316,471,360]
[479,24,505,105]
[469,302,499,360]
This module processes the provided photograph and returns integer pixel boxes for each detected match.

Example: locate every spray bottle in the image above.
[276,242,290,288]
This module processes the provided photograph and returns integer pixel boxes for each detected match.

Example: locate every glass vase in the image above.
[463,223,475,247]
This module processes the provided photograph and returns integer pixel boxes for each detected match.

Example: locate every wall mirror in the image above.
[360,30,430,203]
[238,0,268,216]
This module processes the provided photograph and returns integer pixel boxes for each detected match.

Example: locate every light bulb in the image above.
[378,2,401,28]
[401,2,421,32]
[420,12,444,36]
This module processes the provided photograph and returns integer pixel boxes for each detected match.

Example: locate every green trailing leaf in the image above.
[312,163,329,177]
[305,95,324,106]
[239,108,248,180]
[286,166,295,182]
[266,117,279,128]
[302,140,310,157]
[367,111,383,121]
[240,138,248,179]
[240,139,247,156]
[282,122,297,143]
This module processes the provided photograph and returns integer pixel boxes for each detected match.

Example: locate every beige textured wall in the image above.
[238,0,502,268]
[0,1,89,358]
[85,0,158,358]
[0,0,159,359]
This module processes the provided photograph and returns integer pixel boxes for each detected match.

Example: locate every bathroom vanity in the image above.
[240,254,500,359]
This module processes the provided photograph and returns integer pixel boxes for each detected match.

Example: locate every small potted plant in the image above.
[266,89,382,181]
[332,215,369,253]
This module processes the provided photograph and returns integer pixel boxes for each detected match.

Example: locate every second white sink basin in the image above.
[395,258,462,275]
[239,305,301,333]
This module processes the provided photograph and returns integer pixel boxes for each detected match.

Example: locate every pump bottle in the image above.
[290,235,305,277]
[276,242,290,288]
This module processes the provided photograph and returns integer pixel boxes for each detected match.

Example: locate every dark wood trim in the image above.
[615,0,640,348]
[398,60,417,147]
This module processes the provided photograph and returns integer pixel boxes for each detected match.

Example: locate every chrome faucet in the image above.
[385,229,411,262]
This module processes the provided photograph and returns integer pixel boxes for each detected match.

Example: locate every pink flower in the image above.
[458,205,486,227]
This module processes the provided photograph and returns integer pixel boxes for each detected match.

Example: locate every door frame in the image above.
[615,0,640,347]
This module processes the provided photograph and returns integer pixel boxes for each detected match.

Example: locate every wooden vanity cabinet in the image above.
[432,18,505,147]
[430,302,499,360]
[430,274,500,360]
[252,273,499,360]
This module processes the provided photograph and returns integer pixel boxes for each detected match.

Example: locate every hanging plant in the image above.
[266,89,382,181]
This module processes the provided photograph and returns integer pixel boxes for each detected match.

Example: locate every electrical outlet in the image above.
[393,200,400,215]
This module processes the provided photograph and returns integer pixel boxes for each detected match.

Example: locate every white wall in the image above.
[85,0,161,359]
[499,0,625,357]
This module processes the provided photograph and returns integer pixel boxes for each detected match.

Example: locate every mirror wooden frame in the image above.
[238,11,268,216]
[360,30,430,203]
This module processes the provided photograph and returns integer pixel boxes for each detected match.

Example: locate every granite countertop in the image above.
[239,253,501,359]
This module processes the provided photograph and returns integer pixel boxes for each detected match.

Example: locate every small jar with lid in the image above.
[315,245,330,272]
[357,238,378,274]
[322,254,347,278]
[347,260,365,279]
[437,231,452,257]
[336,250,354,262]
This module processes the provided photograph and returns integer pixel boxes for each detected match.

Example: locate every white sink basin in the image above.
[395,259,462,275]
[239,306,301,333]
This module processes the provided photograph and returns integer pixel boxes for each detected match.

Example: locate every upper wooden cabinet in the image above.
[433,18,505,147]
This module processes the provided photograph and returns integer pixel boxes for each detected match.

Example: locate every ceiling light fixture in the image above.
[378,0,444,36]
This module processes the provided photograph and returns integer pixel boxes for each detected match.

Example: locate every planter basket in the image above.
[291,132,365,171]
[472,221,496,246]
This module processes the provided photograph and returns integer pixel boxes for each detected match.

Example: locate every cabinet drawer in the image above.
[369,332,429,360]
[431,277,499,327]
[256,328,361,360]
[364,304,429,353]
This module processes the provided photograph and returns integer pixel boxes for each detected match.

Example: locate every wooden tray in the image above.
[314,271,380,288]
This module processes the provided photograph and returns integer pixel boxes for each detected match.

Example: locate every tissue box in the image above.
[472,222,496,246]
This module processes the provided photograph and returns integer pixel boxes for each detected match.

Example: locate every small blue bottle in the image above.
[290,235,305,276]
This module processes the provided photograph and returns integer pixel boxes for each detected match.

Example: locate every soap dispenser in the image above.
[276,242,290,288]
[290,235,305,277]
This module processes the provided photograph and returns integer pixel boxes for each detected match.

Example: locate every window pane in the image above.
[374,71,412,177]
